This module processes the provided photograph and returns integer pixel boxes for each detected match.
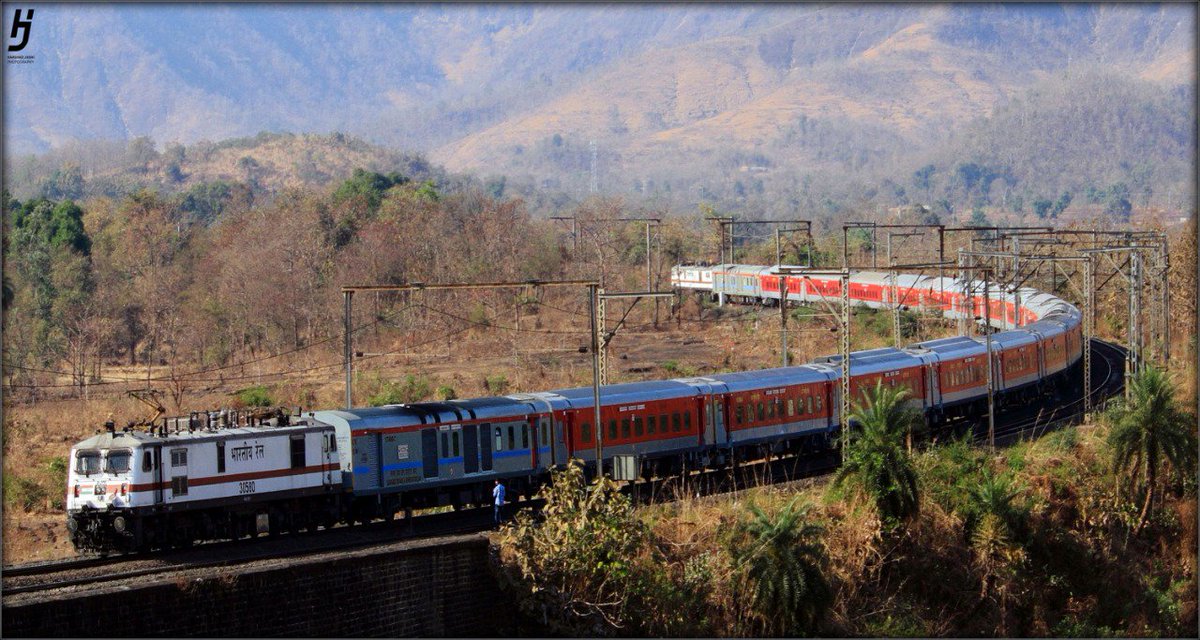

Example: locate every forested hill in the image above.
[4,4,1194,218]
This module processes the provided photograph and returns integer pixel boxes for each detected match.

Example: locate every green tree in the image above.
[331,168,409,212]
[177,181,246,225]
[1103,183,1132,221]
[38,164,85,200]
[729,497,831,635]
[12,198,91,255]
[1051,191,1072,218]
[913,164,936,194]
[969,207,991,228]
[1032,198,1053,219]
[1105,367,1197,534]
[8,199,93,348]
[834,381,922,528]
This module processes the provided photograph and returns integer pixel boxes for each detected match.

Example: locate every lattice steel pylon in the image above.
[839,270,851,461]
[1083,256,1094,418]
[890,265,902,347]
[597,287,608,385]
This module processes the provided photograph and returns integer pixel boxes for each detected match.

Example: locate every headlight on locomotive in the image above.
[113,515,127,534]
[66,517,78,533]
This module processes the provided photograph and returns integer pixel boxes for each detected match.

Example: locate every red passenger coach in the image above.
[938,355,987,394]
[850,366,926,405]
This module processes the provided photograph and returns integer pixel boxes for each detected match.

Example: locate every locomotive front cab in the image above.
[66,431,156,552]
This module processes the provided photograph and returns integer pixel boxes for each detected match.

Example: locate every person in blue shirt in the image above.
[493,479,506,526]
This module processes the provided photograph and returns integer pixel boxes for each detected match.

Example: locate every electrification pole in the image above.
[984,276,995,450]
[589,284,603,468]
[344,290,354,409]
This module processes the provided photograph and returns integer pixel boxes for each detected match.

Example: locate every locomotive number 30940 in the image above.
[238,481,256,495]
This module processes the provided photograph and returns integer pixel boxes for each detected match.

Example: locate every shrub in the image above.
[4,472,47,512]
[835,381,922,528]
[495,460,692,636]
[234,384,274,408]
[367,374,432,406]
[44,457,67,510]
[436,385,457,401]
[727,497,831,635]
[484,374,509,395]
[468,302,491,327]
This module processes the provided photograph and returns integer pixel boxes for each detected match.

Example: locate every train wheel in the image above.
[173,528,192,549]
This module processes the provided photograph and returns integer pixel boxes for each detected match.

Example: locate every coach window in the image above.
[442,432,450,457]
[290,435,305,469]
[541,421,549,447]
[757,402,765,422]
[452,431,461,458]
[660,414,668,434]
[684,412,692,432]
[609,419,618,441]
[735,405,744,425]
[621,418,631,440]
[521,425,529,449]
[217,442,226,473]
[581,422,592,444]
[787,399,795,417]
[495,427,504,452]
[507,425,516,451]
[171,448,187,468]
[141,450,153,473]
[633,416,643,437]
[647,415,656,435]
[672,413,681,432]
[815,396,823,412]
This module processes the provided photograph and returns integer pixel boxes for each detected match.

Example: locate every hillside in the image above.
[3,132,446,202]
[3,5,797,155]
[431,4,1193,204]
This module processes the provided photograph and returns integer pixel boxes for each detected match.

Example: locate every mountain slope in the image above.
[433,4,1192,180]
[4,4,1193,215]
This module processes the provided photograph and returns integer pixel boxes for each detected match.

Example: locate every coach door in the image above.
[564,412,576,459]
[152,445,164,504]
[463,424,479,474]
[421,429,438,479]
[321,434,335,487]
[479,423,493,472]
[709,395,725,445]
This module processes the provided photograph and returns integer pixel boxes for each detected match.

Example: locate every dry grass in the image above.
[629,418,1195,636]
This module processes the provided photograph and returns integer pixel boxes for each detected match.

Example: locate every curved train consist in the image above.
[65,264,1082,553]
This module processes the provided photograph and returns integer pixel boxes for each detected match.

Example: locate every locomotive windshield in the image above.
[104,450,132,474]
[75,450,101,476]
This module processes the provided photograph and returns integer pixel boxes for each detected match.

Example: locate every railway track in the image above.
[3,340,1125,598]
[2,499,524,599]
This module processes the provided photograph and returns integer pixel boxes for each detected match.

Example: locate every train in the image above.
[64,264,1082,553]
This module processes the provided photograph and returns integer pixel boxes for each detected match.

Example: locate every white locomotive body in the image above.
[66,416,341,552]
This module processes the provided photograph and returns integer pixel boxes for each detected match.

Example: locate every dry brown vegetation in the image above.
[2,162,1193,573]
[497,421,1196,636]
